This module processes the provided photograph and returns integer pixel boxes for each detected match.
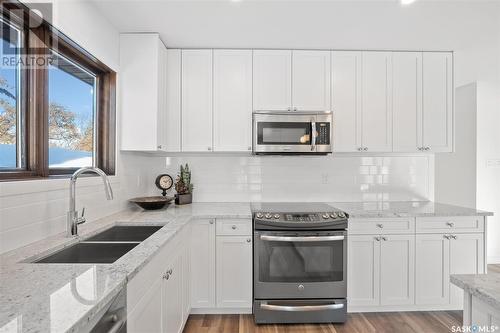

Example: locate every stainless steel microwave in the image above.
[252,111,333,155]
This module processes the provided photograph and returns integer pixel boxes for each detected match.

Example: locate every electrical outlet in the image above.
[486,159,500,168]
[321,174,329,184]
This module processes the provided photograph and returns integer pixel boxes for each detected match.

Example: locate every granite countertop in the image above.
[329,201,493,218]
[0,203,251,333]
[451,271,500,312]
[0,200,492,333]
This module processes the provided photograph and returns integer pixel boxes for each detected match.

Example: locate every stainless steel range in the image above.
[252,203,348,324]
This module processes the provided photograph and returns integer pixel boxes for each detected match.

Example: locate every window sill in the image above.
[0,174,119,197]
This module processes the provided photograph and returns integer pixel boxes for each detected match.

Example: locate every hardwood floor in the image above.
[184,265,500,333]
[183,311,462,333]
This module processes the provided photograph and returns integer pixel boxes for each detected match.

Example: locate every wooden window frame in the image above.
[0,0,116,181]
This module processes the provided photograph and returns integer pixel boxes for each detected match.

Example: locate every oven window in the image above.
[258,236,344,283]
[257,122,311,145]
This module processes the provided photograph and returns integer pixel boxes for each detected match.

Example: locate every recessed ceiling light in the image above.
[401,0,417,5]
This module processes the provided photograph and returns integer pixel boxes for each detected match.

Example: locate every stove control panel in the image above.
[254,211,347,223]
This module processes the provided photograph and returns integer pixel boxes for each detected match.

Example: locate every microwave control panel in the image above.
[316,123,331,145]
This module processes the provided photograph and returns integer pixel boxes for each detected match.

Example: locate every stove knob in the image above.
[338,212,346,218]
[322,213,329,219]
[256,213,263,218]
[274,214,280,219]
[265,213,272,219]
[330,213,338,219]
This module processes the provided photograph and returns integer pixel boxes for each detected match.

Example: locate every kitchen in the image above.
[0,0,499,332]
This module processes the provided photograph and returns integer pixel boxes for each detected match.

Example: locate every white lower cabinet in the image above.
[216,235,253,308]
[415,232,484,308]
[190,219,216,308]
[348,234,414,308]
[128,277,163,333]
[163,254,183,333]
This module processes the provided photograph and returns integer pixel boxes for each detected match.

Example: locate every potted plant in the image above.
[174,163,193,205]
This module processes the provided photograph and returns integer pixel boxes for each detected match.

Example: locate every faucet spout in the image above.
[67,167,114,237]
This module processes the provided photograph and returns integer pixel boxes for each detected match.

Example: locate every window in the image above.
[0,18,23,169]
[0,1,115,180]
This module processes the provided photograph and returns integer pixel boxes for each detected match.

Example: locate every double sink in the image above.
[34,225,163,264]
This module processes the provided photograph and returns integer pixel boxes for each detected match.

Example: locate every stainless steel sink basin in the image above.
[32,226,163,264]
[85,225,163,242]
[34,242,139,264]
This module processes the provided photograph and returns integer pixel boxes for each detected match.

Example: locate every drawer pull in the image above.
[443,235,451,240]
[376,223,384,229]
[232,225,237,230]
[446,222,455,227]
[451,235,457,240]
[246,238,251,243]
[381,236,388,241]
[374,237,381,241]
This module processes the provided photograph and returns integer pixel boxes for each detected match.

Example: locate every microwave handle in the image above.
[311,121,316,151]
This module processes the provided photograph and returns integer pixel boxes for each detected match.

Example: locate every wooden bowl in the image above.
[129,196,174,210]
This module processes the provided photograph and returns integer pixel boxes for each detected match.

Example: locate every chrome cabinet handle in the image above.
[381,236,387,241]
[246,238,251,243]
[287,107,291,111]
[248,146,252,151]
[357,147,363,151]
[260,235,344,242]
[232,225,237,230]
[209,219,214,224]
[446,222,455,227]
[425,147,430,151]
[374,236,381,241]
[376,223,384,229]
[311,121,316,151]
[363,147,368,151]
[443,235,451,240]
[207,147,212,151]
[260,302,344,312]
[451,235,457,240]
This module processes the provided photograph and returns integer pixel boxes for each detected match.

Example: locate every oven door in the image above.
[252,113,316,153]
[254,230,347,299]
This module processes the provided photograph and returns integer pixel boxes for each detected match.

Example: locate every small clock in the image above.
[155,174,173,196]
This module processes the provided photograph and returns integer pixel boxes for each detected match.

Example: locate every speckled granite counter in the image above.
[0,200,492,333]
[451,272,500,312]
[0,203,251,333]
[329,201,493,218]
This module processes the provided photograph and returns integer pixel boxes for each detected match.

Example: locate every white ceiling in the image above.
[92,0,500,51]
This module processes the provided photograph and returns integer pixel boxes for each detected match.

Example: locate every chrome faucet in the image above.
[67,167,114,237]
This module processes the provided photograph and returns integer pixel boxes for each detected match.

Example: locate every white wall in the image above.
[0,1,153,254]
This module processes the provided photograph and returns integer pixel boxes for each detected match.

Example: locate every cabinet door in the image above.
[182,49,213,152]
[331,51,362,152]
[392,52,422,152]
[416,234,450,305]
[163,255,183,333]
[216,236,253,308]
[120,33,161,151]
[253,50,292,111]
[190,219,216,308]
[348,235,380,306]
[449,234,484,308]
[422,52,453,152]
[361,52,393,152]
[380,234,415,306]
[165,49,182,152]
[156,40,168,151]
[213,50,252,152]
[128,277,163,333]
[292,50,331,111]
[182,244,191,321]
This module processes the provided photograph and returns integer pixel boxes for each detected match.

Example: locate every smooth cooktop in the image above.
[251,202,339,213]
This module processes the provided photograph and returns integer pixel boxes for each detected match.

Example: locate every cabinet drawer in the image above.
[416,216,484,233]
[216,219,252,236]
[348,218,415,235]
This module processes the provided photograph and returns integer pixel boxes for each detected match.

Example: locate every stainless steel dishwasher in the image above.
[87,288,126,333]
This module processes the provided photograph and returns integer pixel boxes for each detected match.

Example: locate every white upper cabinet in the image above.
[331,51,362,152]
[422,52,453,152]
[292,50,331,111]
[213,50,253,152]
[253,50,292,111]
[361,52,393,152]
[182,49,213,152]
[392,52,422,152]
[165,49,182,152]
[120,33,168,151]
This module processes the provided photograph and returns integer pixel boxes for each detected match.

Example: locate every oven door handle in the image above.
[260,302,344,312]
[259,235,344,242]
